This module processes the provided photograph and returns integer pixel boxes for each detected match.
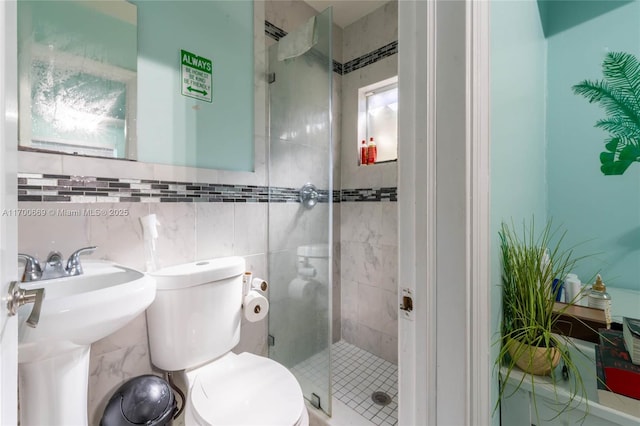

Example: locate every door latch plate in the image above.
[400,287,414,320]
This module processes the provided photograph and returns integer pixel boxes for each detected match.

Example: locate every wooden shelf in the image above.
[552,302,608,343]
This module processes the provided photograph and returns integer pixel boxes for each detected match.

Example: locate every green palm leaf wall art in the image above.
[573,51,640,175]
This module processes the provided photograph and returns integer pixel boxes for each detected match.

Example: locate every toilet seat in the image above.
[186,352,306,426]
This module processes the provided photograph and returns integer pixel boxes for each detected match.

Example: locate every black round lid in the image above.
[101,375,175,426]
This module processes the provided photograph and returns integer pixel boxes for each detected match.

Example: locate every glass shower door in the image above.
[267,7,333,415]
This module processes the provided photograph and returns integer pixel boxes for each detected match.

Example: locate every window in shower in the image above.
[358,76,398,165]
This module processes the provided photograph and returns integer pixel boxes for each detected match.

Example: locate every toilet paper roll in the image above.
[288,277,316,300]
[242,272,253,296]
[243,290,269,322]
[251,277,268,293]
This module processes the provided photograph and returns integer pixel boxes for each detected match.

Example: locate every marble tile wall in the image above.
[340,201,398,364]
[340,1,399,363]
[17,199,270,424]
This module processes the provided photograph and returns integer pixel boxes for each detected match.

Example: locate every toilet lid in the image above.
[189,352,304,426]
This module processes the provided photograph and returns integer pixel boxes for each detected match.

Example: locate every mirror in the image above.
[17,1,137,160]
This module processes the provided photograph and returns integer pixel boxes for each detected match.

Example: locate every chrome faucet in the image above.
[66,247,97,276]
[18,246,97,282]
[42,251,66,280]
[18,254,42,282]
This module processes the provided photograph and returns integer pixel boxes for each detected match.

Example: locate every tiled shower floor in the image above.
[291,340,398,426]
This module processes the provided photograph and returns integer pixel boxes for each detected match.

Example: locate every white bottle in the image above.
[564,273,582,304]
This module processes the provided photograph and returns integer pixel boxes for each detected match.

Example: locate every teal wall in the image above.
[492,0,640,421]
[490,1,548,423]
[546,1,640,290]
[133,0,254,171]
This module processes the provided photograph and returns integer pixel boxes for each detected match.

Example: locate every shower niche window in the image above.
[358,76,398,165]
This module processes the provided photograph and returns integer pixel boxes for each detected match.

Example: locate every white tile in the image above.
[353,324,382,357]
[148,203,196,268]
[26,178,57,186]
[340,241,383,287]
[234,203,267,256]
[18,202,91,260]
[340,202,382,244]
[244,253,267,282]
[88,202,150,271]
[359,55,398,89]
[268,203,330,252]
[70,195,98,203]
[357,282,383,331]
[341,318,357,345]
[379,333,398,365]
[379,245,398,292]
[379,289,397,336]
[339,277,357,325]
[267,249,298,302]
[379,203,398,246]
[269,139,331,189]
[195,203,235,259]
[18,151,63,175]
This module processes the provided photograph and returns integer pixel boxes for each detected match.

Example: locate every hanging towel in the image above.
[277,15,318,61]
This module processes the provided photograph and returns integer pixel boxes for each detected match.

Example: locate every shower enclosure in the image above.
[267,7,334,415]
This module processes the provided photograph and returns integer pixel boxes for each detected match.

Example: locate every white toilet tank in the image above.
[146,257,245,371]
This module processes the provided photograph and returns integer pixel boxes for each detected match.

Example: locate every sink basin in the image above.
[16,260,156,426]
[18,260,156,361]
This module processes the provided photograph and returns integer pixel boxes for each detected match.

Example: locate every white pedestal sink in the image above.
[17,260,156,426]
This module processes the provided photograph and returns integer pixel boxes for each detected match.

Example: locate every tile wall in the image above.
[15,0,398,422]
[340,1,399,363]
[16,2,270,422]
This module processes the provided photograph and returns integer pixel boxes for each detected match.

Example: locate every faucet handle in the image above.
[18,254,42,282]
[66,246,97,276]
[6,281,45,328]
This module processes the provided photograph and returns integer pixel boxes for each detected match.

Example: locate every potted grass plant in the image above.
[496,219,594,420]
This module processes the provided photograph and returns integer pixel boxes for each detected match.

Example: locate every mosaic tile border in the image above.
[341,187,397,202]
[265,20,288,41]
[342,41,398,75]
[265,20,395,76]
[17,173,396,204]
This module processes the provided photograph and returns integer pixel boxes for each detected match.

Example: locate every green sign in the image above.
[181,49,212,103]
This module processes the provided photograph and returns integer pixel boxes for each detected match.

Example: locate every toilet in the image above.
[146,256,309,426]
